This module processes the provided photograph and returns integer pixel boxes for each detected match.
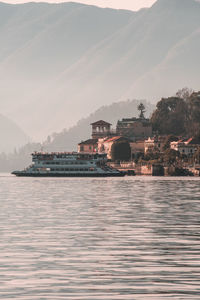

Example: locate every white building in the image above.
[170,138,199,156]
[144,136,166,153]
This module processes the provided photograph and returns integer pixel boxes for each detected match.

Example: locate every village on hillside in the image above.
[77,91,200,176]
[1,89,200,176]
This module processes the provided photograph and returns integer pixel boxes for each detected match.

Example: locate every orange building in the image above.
[78,139,98,153]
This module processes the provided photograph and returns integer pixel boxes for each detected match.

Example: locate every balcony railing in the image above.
[92,129,116,134]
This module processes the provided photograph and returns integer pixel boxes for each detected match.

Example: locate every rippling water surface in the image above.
[0,174,200,299]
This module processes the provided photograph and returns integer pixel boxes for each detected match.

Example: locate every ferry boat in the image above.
[12,152,125,177]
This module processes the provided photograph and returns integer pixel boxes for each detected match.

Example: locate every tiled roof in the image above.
[185,137,200,145]
[105,136,121,143]
[78,139,98,145]
[91,120,112,126]
[104,136,131,143]
[172,137,200,145]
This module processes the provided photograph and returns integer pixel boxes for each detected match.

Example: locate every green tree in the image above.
[138,103,146,119]
[151,90,200,137]
[144,147,160,161]
[176,87,193,101]
[193,148,200,165]
[185,91,200,136]
[163,149,180,165]
[151,97,187,135]
[162,135,179,151]
[111,141,131,162]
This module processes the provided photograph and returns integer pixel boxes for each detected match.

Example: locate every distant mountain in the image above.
[0,0,199,139]
[0,114,29,153]
[43,99,155,152]
[0,2,134,138]
[0,99,154,172]
[125,0,200,99]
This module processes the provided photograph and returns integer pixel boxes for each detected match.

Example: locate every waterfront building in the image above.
[78,113,151,159]
[170,137,200,156]
[98,136,131,159]
[78,139,98,153]
[144,136,166,153]
[91,120,112,139]
[116,105,152,140]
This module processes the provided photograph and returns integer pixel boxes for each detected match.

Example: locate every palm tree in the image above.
[138,103,145,119]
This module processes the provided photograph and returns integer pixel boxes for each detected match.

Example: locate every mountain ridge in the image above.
[0,0,199,139]
[0,114,29,153]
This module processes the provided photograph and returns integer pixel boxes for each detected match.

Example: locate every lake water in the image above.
[0,174,200,299]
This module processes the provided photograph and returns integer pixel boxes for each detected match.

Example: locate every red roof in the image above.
[78,138,98,145]
[172,137,200,145]
[185,137,200,145]
[104,136,130,143]
[91,120,112,126]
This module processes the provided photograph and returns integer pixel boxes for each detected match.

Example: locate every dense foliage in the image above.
[162,135,179,151]
[151,90,200,137]
[111,141,131,162]
[141,133,199,167]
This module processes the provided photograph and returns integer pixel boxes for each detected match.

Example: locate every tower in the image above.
[91,120,112,139]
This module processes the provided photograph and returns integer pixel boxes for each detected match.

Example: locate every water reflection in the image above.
[0,175,199,299]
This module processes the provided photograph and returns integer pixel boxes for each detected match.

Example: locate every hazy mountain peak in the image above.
[0,1,199,139]
[152,0,200,10]
[0,114,29,153]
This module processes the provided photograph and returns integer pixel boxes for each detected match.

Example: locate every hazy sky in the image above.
[3,0,157,11]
